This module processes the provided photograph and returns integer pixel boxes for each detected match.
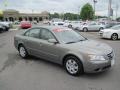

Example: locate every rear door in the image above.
[23,28,43,56]
[88,23,98,30]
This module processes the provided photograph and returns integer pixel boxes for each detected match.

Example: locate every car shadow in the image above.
[24,55,63,69]
[21,55,112,78]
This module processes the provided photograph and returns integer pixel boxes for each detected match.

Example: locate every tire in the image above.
[83,28,88,32]
[68,25,72,28]
[64,56,83,76]
[75,27,79,30]
[6,28,9,31]
[18,45,28,58]
[99,27,104,31]
[0,28,2,33]
[111,33,118,40]
[0,28,4,33]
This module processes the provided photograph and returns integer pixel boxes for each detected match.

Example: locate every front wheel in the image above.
[83,28,88,32]
[19,45,28,58]
[64,56,83,76]
[111,33,118,40]
[99,27,104,31]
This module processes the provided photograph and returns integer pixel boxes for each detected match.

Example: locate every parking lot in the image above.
[0,29,120,90]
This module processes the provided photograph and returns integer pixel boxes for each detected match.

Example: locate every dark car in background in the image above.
[0,24,6,33]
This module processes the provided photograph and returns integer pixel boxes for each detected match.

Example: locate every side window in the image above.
[90,23,96,25]
[40,28,55,40]
[24,30,30,36]
[24,28,40,38]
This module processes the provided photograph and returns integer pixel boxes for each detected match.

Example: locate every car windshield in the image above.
[110,25,120,30]
[53,28,87,44]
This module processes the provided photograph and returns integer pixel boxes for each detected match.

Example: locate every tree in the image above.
[64,13,80,20]
[80,3,94,20]
[0,16,3,21]
[0,10,3,21]
[50,12,60,19]
[49,12,80,20]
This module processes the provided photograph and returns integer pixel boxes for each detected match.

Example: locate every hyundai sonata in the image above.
[14,26,115,76]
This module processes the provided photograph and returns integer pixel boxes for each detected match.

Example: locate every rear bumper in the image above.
[21,26,31,29]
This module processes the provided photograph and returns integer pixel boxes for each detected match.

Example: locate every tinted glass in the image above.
[110,25,120,30]
[24,28,40,38]
[40,28,55,40]
[90,23,96,25]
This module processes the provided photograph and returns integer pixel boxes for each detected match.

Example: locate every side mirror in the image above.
[48,39,58,44]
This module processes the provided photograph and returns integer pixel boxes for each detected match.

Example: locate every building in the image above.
[3,9,50,22]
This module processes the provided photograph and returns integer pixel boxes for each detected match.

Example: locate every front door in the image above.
[39,28,62,63]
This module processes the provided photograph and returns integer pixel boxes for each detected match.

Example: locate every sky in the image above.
[0,0,120,17]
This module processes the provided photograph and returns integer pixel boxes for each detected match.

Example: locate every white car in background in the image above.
[99,25,120,40]
[0,21,12,31]
[79,23,105,32]
[51,18,65,26]
[65,21,83,29]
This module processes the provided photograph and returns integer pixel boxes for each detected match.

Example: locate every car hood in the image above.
[64,40,112,55]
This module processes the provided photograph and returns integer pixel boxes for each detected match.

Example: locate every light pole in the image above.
[93,0,97,19]
[116,4,118,20]
[108,0,112,20]
[77,6,80,21]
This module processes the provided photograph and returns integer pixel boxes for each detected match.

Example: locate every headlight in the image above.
[89,55,106,61]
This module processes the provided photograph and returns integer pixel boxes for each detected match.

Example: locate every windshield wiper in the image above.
[77,39,87,42]
[66,38,88,44]
[66,41,76,44]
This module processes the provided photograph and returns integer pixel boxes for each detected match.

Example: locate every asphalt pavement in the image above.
[0,29,120,90]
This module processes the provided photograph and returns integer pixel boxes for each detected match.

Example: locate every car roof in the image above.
[32,25,69,31]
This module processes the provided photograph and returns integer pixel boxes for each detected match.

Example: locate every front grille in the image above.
[102,65,111,70]
[107,51,114,60]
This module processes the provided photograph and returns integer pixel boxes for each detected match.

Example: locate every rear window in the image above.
[53,28,71,32]
[21,21,30,24]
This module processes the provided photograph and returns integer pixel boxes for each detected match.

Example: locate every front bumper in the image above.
[84,59,115,73]
[83,52,115,73]
[99,31,111,39]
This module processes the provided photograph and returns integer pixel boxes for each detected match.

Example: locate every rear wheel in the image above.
[0,28,4,33]
[83,28,88,32]
[68,25,72,28]
[111,33,118,40]
[18,45,28,58]
[64,56,83,76]
[0,29,2,33]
